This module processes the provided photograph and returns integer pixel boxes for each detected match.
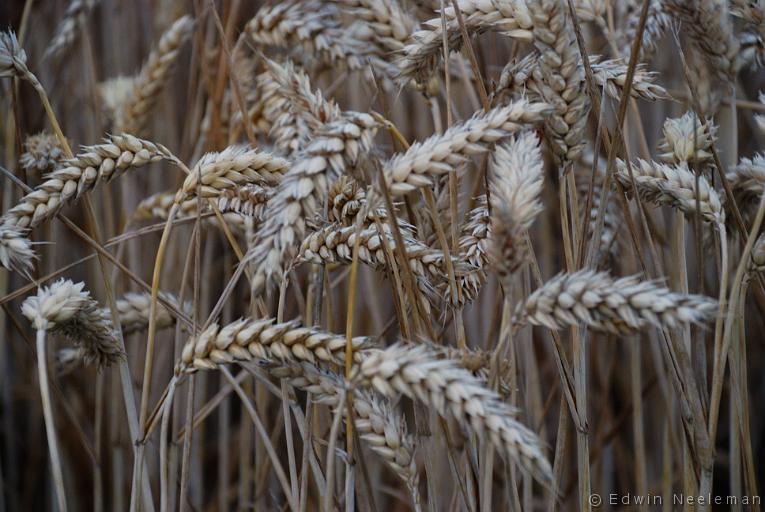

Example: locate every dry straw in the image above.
[267,361,421,509]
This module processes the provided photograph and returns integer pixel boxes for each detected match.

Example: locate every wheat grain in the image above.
[356,343,552,484]
[217,185,274,219]
[382,100,550,196]
[516,269,718,334]
[327,176,367,224]
[176,317,371,373]
[615,159,724,225]
[21,279,124,367]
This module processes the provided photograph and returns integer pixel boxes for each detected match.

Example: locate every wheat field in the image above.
[1,0,764,510]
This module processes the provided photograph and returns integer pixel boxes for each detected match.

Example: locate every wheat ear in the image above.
[44,0,99,60]
[657,110,717,165]
[615,159,724,225]
[245,0,371,70]
[528,0,590,163]
[176,317,372,373]
[488,131,544,280]
[175,146,288,202]
[328,0,414,55]
[664,0,740,81]
[727,154,765,221]
[120,15,194,134]
[516,270,718,334]
[397,0,533,86]
[618,0,670,60]
[355,343,553,485]
[382,100,550,195]
[0,134,180,272]
[246,113,378,294]
[20,131,68,179]
[21,279,125,367]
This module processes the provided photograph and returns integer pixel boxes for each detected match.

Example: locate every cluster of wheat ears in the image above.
[2,0,765,510]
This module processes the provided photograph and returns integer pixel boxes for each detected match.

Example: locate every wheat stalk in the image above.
[382,100,550,195]
[615,158,725,225]
[119,15,194,134]
[515,269,718,334]
[355,343,553,485]
[176,317,372,373]
[267,361,421,509]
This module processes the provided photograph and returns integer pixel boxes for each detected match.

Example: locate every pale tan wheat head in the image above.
[21,279,125,367]
[247,112,378,295]
[488,131,544,280]
[382,100,550,196]
[516,270,718,334]
[615,159,724,226]
[176,317,372,373]
[528,0,590,164]
[356,343,553,485]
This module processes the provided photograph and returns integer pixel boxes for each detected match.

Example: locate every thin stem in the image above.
[36,329,68,512]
